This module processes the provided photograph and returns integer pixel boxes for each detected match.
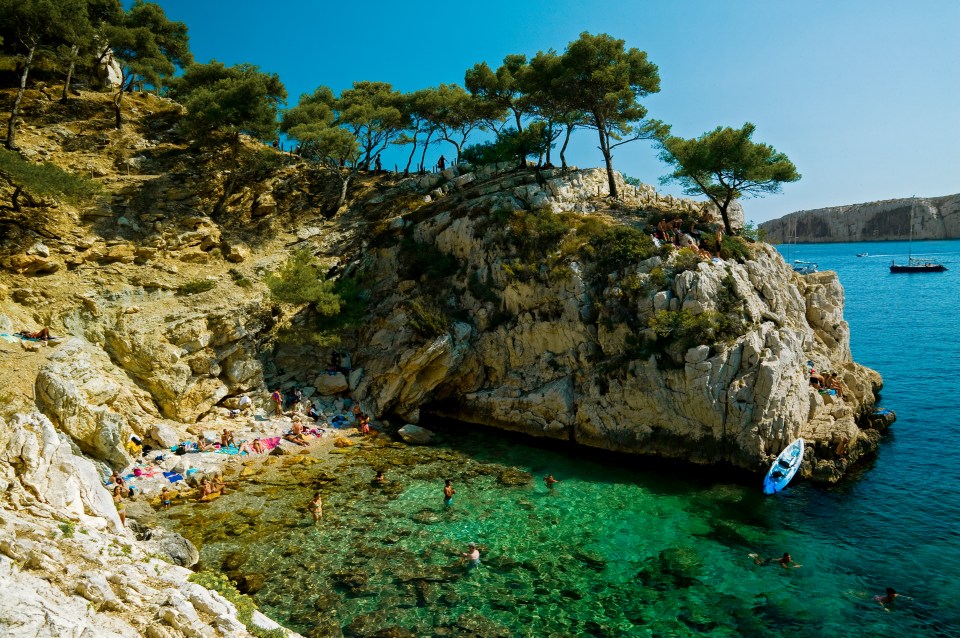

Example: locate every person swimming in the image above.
[875,587,901,610]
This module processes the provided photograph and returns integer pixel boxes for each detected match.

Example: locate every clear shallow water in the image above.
[171,240,960,637]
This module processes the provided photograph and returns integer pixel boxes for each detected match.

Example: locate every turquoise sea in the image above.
[173,240,960,637]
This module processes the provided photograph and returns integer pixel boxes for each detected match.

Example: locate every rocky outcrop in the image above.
[760,193,960,243]
[0,412,301,638]
[347,174,885,481]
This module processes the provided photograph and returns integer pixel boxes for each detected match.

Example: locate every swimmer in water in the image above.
[462,542,480,568]
[443,479,456,507]
[544,474,559,490]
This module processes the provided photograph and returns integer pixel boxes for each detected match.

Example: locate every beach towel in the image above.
[216,445,242,455]
[0,333,18,343]
[163,471,184,483]
[261,436,281,450]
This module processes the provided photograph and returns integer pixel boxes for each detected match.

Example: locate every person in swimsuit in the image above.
[373,470,386,484]
[308,492,323,521]
[444,480,456,507]
[544,474,559,490]
[160,486,172,510]
[875,587,900,610]
[778,552,801,569]
[462,542,480,568]
[113,485,126,525]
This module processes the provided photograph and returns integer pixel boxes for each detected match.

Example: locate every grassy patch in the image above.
[189,571,287,638]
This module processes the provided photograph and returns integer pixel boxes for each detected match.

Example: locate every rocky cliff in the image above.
[0,87,890,635]
[760,193,960,243]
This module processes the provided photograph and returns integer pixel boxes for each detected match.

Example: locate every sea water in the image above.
[168,240,960,637]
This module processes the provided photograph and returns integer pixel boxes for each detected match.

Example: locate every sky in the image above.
[144,0,959,223]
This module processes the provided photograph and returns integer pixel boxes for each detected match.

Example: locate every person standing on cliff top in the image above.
[437,155,446,171]
[443,479,456,507]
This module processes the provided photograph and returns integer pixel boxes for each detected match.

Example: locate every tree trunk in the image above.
[212,139,242,218]
[60,46,79,103]
[113,89,123,129]
[336,173,351,212]
[6,45,36,150]
[514,108,526,169]
[560,124,573,171]
[594,114,618,198]
[403,137,418,175]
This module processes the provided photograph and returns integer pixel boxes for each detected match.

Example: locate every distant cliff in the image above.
[760,194,960,243]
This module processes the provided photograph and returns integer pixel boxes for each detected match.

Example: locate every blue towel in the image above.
[163,471,184,483]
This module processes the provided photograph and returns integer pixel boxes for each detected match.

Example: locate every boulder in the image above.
[314,372,348,395]
[397,424,435,445]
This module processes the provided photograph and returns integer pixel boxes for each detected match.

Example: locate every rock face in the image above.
[0,412,303,638]
[760,193,960,243]
[347,166,886,481]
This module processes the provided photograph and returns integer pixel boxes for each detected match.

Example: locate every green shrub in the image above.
[649,309,719,351]
[189,571,287,638]
[504,209,574,261]
[58,522,76,538]
[178,279,217,296]
[585,226,656,274]
[742,219,767,243]
[0,148,101,209]
[229,268,253,288]
[265,249,340,315]
[717,235,752,262]
[672,247,702,274]
[648,266,668,289]
[408,297,450,339]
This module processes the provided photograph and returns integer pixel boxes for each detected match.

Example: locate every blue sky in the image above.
[147,0,958,223]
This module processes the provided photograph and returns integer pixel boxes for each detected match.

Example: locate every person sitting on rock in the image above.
[200,478,214,498]
[196,435,214,452]
[220,429,236,448]
[809,369,825,389]
[211,473,225,495]
[825,373,845,398]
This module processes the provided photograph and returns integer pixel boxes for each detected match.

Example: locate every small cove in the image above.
[163,240,960,637]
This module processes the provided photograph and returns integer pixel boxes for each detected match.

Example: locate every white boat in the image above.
[762,438,804,494]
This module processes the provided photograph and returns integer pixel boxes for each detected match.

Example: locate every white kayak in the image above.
[763,438,804,494]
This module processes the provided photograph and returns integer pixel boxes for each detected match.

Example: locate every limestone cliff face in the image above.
[760,193,960,243]
[0,412,302,638]
[348,166,886,480]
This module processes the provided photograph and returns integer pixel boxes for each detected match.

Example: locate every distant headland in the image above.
[760,193,960,243]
